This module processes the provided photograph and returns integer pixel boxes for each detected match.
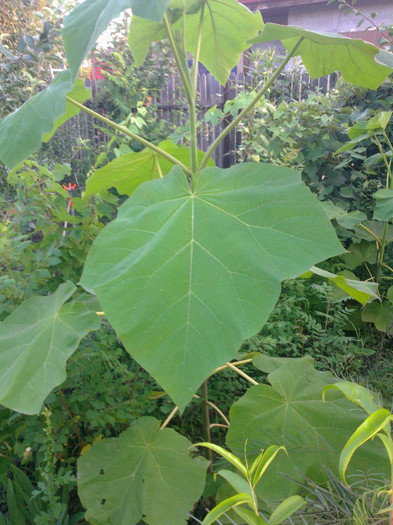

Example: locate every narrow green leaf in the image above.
[298,266,378,305]
[249,452,263,476]
[195,442,247,476]
[0,71,75,169]
[81,163,343,410]
[63,0,171,81]
[217,469,252,497]
[42,79,91,142]
[78,417,208,525]
[252,445,287,487]
[233,506,268,525]
[0,282,100,414]
[377,433,393,465]
[269,496,306,525]
[339,409,393,484]
[322,382,380,415]
[249,24,392,89]
[202,494,254,525]
[373,188,393,221]
[84,140,213,198]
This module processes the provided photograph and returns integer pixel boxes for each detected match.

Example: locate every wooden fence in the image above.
[65,70,337,168]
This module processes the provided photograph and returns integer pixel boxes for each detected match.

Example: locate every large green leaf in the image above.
[63,0,171,81]
[129,0,262,85]
[0,282,100,415]
[249,24,392,89]
[42,79,91,142]
[0,71,76,169]
[81,163,343,410]
[226,356,388,499]
[77,416,208,525]
[84,140,213,198]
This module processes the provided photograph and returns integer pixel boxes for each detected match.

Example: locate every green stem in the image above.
[376,221,388,283]
[65,96,192,178]
[374,133,392,188]
[199,37,304,172]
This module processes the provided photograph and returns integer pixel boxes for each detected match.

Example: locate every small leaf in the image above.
[84,140,213,198]
[377,433,393,465]
[202,494,254,525]
[322,382,380,415]
[0,282,100,414]
[269,496,306,525]
[249,24,392,89]
[195,442,247,476]
[373,188,393,221]
[78,416,208,525]
[252,445,287,486]
[233,506,268,525]
[298,266,378,305]
[339,409,393,484]
[217,469,252,497]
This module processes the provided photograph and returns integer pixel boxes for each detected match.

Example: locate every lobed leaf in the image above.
[361,301,393,332]
[129,0,262,86]
[249,24,393,89]
[227,357,389,499]
[78,416,208,525]
[81,163,343,410]
[0,282,100,414]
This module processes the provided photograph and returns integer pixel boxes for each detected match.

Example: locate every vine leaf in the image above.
[84,140,214,197]
[249,24,393,89]
[0,282,100,415]
[0,71,77,169]
[81,163,343,410]
[77,416,208,525]
[226,356,389,499]
[63,0,171,81]
[129,0,262,86]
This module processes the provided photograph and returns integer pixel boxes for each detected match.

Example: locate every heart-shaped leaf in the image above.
[77,416,208,525]
[81,163,343,410]
[227,356,388,499]
[0,282,100,414]
[84,140,213,198]
[249,24,392,89]
[63,0,171,81]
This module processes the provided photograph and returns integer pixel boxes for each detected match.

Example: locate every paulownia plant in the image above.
[0,0,393,522]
